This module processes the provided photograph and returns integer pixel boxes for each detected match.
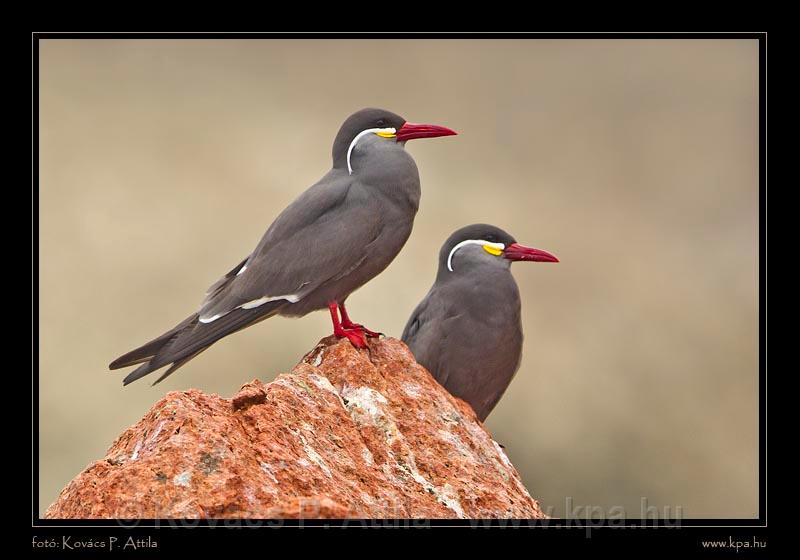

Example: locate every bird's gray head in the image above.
[332,108,456,174]
[437,224,559,279]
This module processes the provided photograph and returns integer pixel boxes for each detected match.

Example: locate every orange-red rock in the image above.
[45,337,546,519]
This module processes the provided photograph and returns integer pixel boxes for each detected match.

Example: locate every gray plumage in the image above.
[111,108,445,385]
[402,224,557,421]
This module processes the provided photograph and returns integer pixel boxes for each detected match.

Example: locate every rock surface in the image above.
[45,337,546,519]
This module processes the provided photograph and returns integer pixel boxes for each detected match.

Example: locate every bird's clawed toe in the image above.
[342,321,382,338]
[334,327,369,349]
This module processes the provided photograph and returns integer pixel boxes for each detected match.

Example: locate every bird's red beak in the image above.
[503,243,559,263]
[395,122,457,142]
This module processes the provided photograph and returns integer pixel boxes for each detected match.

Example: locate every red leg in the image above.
[339,302,382,338]
[328,302,367,348]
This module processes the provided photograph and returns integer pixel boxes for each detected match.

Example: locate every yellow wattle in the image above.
[483,245,503,256]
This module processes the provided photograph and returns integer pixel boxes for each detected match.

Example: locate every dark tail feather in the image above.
[122,360,159,386]
[151,348,208,386]
[109,314,197,370]
[122,348,207,386]
[117,302,284,386]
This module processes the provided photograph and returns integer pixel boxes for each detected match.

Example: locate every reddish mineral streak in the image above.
[45,337,546,519]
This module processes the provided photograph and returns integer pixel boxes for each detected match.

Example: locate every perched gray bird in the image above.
[401,224,558,421]
[110,108,456,385]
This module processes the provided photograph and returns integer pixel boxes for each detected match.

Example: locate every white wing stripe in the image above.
[241,293,300,309]
[198,294,300,323]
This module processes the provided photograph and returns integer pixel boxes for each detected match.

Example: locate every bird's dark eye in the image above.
[485,234,496,242]
[376,118,386,128]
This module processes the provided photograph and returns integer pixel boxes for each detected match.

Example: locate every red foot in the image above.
[341,320,382,338]
[328,302,368,349]
[339,302,383,338]
[333,325,368,348]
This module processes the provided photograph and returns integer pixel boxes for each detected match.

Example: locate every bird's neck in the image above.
[356,152,421,212]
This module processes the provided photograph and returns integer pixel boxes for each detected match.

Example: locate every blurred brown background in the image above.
[38,39,759,518]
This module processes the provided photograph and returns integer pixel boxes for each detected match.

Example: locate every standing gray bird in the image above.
[110,108,456,385]
[401,224,558,421]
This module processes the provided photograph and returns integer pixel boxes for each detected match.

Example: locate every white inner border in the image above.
[347,127,396,174]
[447,240,506,272]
